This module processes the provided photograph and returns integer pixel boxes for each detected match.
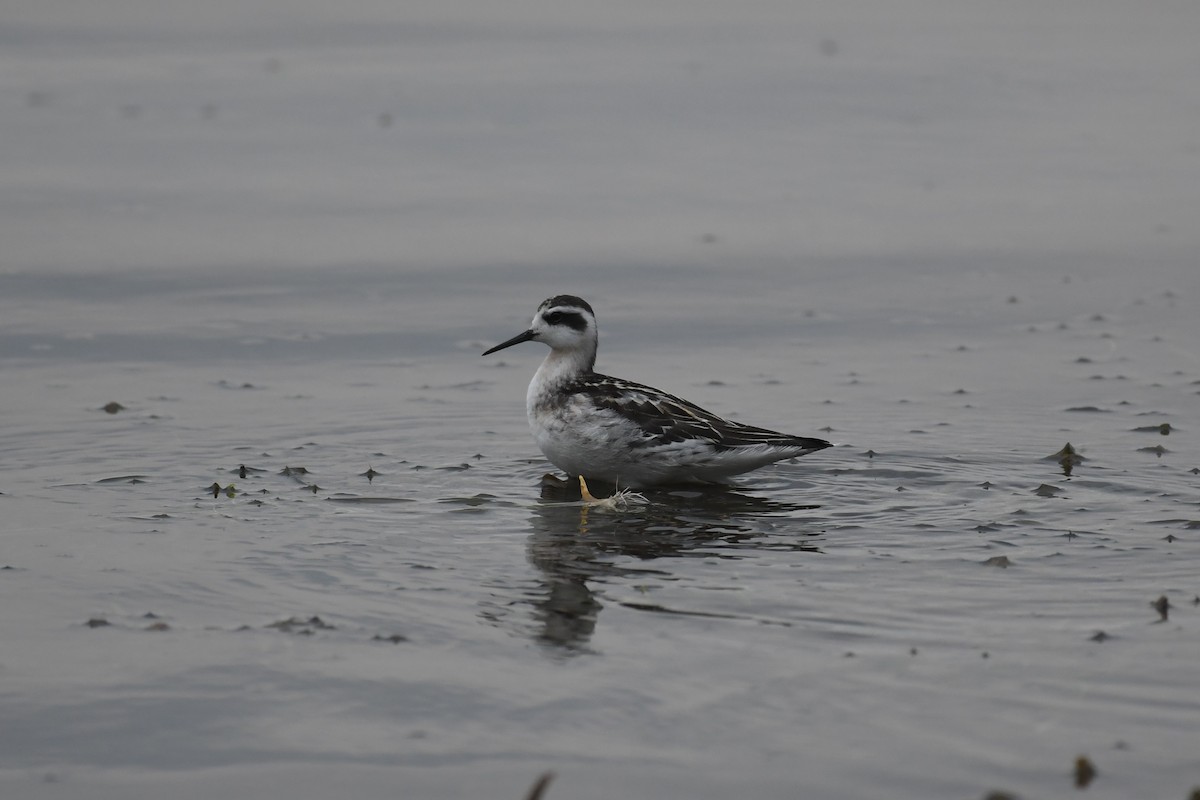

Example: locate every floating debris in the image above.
[1152,595,1170,622]
[1073,755,1097,789]
[525,772,555,800]
[362,467,380,482]
[96,475,148,484]
[267,616,335,634]
[101,401,125,414]
[372,633,408,644]
[1046,443,1084,476]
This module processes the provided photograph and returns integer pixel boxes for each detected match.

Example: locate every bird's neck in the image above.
[535,344,595,385]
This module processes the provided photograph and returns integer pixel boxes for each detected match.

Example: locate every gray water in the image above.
[3,4,1199,799]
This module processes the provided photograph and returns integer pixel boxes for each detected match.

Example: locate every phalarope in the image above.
[483,295,832,488]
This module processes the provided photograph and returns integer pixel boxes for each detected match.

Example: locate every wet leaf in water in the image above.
[1073,755,1096,788]
[372,633,408,644]
[267,615,335,634]
[1151,595,1170,622]
[525,772,555,800]
[230,464,266,479]
[1045,442,1085,476]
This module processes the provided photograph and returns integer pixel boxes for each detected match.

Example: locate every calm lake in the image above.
[2,3,1198,799]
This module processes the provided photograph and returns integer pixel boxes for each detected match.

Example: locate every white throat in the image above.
[527,343,594,411]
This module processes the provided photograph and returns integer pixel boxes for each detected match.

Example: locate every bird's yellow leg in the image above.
[578,475,600,503]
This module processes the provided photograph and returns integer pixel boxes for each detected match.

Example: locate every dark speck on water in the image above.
[1074,756,1097,789]
[1152,595,1171,622]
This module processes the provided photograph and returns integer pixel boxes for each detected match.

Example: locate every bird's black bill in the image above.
[482,329,536,356]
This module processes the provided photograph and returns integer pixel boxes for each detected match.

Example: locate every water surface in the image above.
[2,3,1199,799]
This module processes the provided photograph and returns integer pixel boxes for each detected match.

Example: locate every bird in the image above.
[482,295,832,488]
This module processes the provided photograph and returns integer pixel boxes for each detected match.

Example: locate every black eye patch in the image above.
[543,310,587,331]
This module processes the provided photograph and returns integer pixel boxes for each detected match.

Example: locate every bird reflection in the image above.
[522,481,824,653]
